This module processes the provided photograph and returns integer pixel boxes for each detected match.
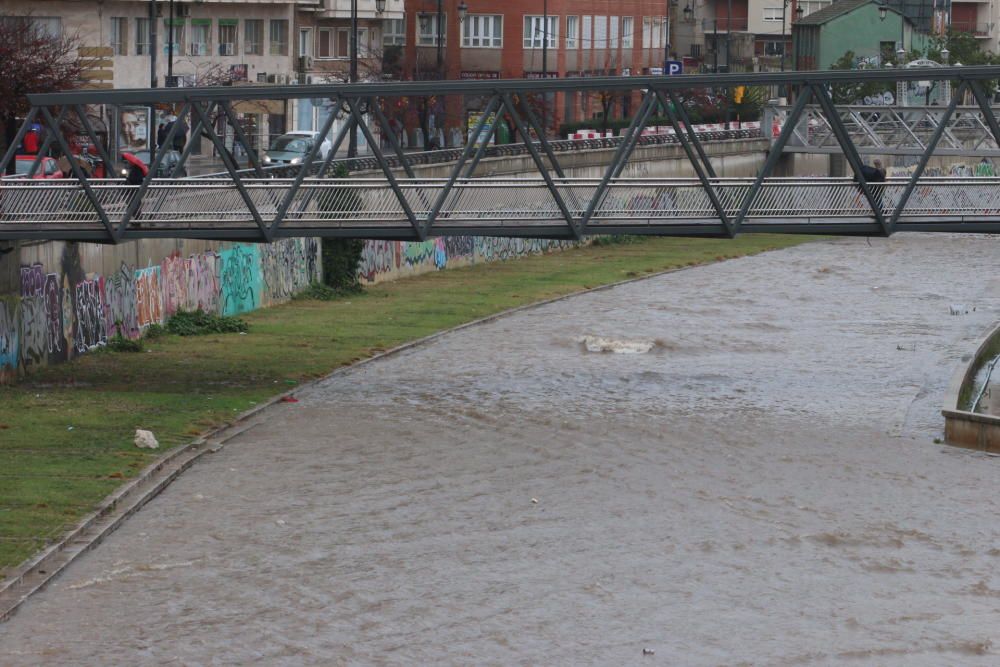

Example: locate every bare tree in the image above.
[0,14,87,173]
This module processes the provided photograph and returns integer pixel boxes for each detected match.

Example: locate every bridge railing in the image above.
[4,177,1000,241]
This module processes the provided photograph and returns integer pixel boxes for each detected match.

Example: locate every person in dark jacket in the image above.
[856,159,886,214]
[156,123,167,148]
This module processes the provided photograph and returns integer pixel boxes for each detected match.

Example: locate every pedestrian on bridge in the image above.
[856,159,886,214]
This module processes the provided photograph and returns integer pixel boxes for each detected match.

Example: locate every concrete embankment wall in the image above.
[0,139,783,380]
[0,238,320,383]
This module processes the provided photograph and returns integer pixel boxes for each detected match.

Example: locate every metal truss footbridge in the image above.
[4,66,1000,243]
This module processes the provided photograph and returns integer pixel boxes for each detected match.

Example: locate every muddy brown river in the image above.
[2,235,1000,665]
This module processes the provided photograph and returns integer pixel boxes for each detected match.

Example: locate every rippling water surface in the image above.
[3,235,1000,665]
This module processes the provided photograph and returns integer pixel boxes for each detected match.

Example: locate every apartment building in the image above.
[388,0,675,139]
[4,1,411,157]
[673,0,836,73]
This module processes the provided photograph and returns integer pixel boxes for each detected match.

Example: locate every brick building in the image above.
[395,0,676,142]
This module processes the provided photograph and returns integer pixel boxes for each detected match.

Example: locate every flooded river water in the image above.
[2,235,1000,665]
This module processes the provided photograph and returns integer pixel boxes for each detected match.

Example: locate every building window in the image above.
[798,1,833,18]
[357,27,370,56]
[32,17,62,38]
[622,16,634,48]
[763,7,783,22]
[219,21,238,56]
[566,16,579,49]
[642,17,667,50]
[245,19,263,55]
[610,16,620,48]
[763,40,784,56]
[462,15,502,47]
[270,19,288,55]
[319,28,351,59]
[163,20,184,55]
[135,18,150,55]
[582,16,592,49]
[336,28,349,58]
[383,18,405,45]
[523,15,557,49]
[190,21,211,56]
[594,16,607,49]
[299,28,312,57]
[109,17,127,55]
[318,28,332,58]
[418,13,446,46]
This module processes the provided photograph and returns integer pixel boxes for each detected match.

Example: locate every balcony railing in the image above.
[951,21,991,36]
[702,17,749,32]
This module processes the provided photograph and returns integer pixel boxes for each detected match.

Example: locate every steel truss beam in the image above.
[657,90,732,237]
[733,86,814,235]
[190,101,268,240]
[808,83,888,235]
[500,93,578,239]
[27,66,1000,106]
[578,90,658,237]
[889,82,967,233]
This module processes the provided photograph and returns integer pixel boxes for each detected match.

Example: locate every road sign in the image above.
[665,60,683,76]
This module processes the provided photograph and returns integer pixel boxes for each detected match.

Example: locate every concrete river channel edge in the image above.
[1,233,999,664]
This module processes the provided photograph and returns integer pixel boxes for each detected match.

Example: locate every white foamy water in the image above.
[2,234,999,665]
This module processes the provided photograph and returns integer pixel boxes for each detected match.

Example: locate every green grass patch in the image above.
[0,234,823,575]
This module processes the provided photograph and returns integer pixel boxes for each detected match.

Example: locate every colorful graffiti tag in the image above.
[357,236,577,283]
[1,238,319,380]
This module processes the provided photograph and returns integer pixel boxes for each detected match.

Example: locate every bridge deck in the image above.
[3,177,1000,241]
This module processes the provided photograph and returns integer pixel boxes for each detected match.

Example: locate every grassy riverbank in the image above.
[0,234,821,574]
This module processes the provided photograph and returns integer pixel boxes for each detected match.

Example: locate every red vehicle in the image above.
[13,155,63,179]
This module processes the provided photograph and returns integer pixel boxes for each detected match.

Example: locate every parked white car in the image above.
[261,131,333,166]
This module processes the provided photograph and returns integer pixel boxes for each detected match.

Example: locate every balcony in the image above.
[951,21,992,37]
[309,0,405,20]
[702,17,749,32]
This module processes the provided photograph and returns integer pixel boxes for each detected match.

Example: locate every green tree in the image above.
[829,51,886,104]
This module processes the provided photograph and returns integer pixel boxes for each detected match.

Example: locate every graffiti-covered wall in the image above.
[0,238,319,383]
[357,237,577,284]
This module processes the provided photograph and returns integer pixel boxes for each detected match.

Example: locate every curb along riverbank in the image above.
[0,240,819,622]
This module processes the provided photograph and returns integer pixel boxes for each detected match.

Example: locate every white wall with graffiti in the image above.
[356,237,577,284]
[0,238,320,383]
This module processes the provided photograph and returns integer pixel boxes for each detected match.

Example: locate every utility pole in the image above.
[167,0,175,84]
[349,0,358,157]
[542,0,548,134]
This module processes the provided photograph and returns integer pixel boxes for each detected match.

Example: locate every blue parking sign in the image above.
[665,60,683,76]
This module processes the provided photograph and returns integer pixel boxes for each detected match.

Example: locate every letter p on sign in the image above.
[665,60,683,76]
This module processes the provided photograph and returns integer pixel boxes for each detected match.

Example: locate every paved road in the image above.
[3,235,1000,665]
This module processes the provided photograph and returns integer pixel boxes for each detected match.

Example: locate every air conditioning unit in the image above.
[298,55,314,71]
[221,43,235,56]
[266,73,277,83]
[188,43,207,56]
[276,73,288,85]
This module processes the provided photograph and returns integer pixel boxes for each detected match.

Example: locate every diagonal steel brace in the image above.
[501,93,579,239]
[656,90,732,236]
[888,82,966,233]
[191,101,269,241]
[809,83,888,235]
[39,106,116,242]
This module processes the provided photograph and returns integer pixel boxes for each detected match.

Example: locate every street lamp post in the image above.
[781,0,803,72]
[542,0,548,81]
[348,0,386,157]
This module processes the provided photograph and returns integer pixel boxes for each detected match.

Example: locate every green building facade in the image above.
[793,0,927,71]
